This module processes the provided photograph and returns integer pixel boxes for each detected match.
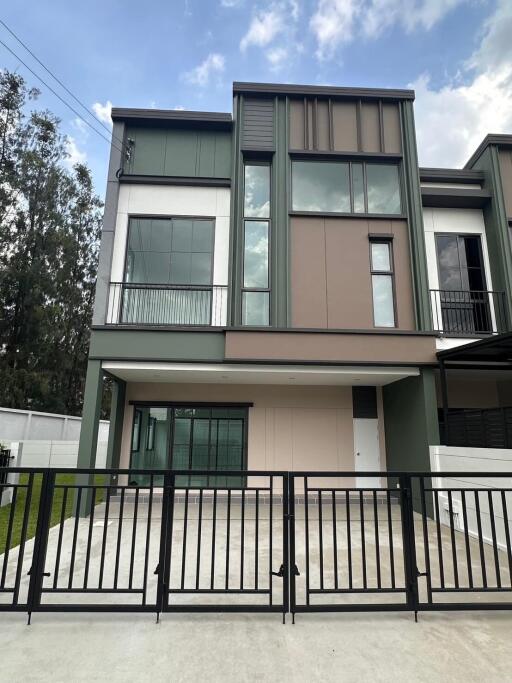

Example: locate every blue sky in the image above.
[2,0,512,194]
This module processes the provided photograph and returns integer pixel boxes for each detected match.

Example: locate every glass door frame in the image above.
[129,401,251,486]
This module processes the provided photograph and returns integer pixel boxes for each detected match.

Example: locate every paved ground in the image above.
[2,608,512,682]
[2,495,512,681]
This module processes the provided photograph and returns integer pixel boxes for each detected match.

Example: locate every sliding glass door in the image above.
[129,405,248,487]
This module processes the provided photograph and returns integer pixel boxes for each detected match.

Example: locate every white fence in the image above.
[429,445,512,552]
[0,406,109,443]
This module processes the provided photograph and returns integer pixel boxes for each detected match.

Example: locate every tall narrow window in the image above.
[242,164,270,325]
[370,240,395,327]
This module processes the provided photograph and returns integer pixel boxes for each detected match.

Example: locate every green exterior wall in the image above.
[471,146,512,326]
[125,126,231,178]
[89,329,226,362]
[383,369,439,511]
[400,101,432,331]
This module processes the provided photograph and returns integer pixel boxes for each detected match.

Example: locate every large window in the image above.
[242,164,270,326]
[129,405,248,488]
[291,161,401,215]
[370,239,396,327]
[434,234,491,333]
[122,217,215,325]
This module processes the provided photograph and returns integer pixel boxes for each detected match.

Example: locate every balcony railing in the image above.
[429,289,507,335]
[106,283,228,327]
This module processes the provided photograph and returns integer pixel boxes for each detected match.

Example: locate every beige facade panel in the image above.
[289,216,416,330]
[382,103,402,154]
[289,97,401,154]
[225,330,436,364]
[118,383,375,486]
[499,149,512,217]
[332,101,358,152]
[360,102,381,153]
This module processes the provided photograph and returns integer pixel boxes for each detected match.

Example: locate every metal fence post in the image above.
[26,470,55,624]
[156,471,175,622]
[399,474,420,621]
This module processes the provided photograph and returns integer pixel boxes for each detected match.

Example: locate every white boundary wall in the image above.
[429,445,512,551]
[0,406,109,443]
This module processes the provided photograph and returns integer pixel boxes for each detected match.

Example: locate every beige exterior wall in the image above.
[436,375,512,409]
[499,149,512,217]
[289,216,416,331]
[289,97,402,154]
[119,383,388,483]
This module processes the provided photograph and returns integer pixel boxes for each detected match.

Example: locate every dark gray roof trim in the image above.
[465,134,512,168]
[111,107,232,126]
[421,187,491,209]
[118,175,230,188]
[233,81,415,101]
[419,167,484,184]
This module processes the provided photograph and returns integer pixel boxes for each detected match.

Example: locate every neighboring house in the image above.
[77,81,512,484]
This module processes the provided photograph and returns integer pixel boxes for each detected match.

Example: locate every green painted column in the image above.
[383,369,440,513]
[76,359,104,516]
[105,379,126,470]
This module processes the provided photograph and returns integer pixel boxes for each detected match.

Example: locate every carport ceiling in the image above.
[102,362,420,386]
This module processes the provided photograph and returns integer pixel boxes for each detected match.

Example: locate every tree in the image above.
[0,69,103,416]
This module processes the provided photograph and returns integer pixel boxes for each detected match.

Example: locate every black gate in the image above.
[2,467,512,621]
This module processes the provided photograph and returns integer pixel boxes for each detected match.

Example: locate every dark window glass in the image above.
[352,163,365,213]
[244,165,270,218]
[125,218,213,285]
[292,161,350,212]
[243,221,269,288]
[366,164,401,214]
[242,291,269,326]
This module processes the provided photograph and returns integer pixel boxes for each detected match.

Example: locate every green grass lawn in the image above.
[0,473,106,552]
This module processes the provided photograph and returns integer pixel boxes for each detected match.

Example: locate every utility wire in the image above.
[0,37,124,155]
[0,18,126,150]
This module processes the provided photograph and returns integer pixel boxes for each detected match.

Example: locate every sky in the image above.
[2,0,512,194]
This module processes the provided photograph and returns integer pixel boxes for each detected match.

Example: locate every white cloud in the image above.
[72,117,88,136]
[65,136,87,169]
[92,100,113,127]
[221,0,241,6]
[413,0,512,167]
[310,0,361,59]
[173,105,186,110]
[310,0,468,60]
[183,53,225,86]
[267,46,289,70]
[240,7,286,50]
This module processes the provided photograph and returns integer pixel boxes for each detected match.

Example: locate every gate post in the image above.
[399,474,420,620]
[26,470,55,624]
[287,474,297,623]
[156,472,175,622]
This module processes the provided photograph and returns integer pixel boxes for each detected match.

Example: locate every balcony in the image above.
[429,289,507,335]
[106,283,228,327]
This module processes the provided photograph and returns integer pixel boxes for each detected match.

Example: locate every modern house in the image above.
[77,81,512,486]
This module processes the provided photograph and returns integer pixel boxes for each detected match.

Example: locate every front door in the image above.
[353,418,381,488]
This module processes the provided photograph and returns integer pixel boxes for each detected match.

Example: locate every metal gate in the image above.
[2,467,512,621]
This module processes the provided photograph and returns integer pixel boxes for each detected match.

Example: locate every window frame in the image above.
[369,237,397,328]
[241,161,272,326]
[131,408,142,452]
[123,214,216,287]
[289,158,403,217]
[434,232,488,293]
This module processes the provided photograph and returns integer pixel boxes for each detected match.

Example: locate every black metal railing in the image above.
[0,449,12,487]
[106,282,228,327]
[2,467,512,622]
[441,407,512,449]
[430,289,507,334]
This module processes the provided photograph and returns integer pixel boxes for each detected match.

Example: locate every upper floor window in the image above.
[126,217,214,285]
[242,163,270,326]
[370,239,396,327]
[291,161,401,215]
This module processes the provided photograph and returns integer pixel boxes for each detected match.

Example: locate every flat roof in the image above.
[111,108,232,128]
[419,167,484,184]
[233,81,415,101]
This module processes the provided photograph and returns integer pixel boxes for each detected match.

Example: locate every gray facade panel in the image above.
[241,98,275,151]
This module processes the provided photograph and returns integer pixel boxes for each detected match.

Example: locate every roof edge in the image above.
[111,108,232,125]
[419,167,484,184]
[233,81,415,101]
[464,134,512,169]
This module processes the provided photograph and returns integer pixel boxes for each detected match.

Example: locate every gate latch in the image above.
[154,564,160,575]
[292,564,300,577]
[27,567,50,577]
[416,567,428,578]
[272,564,285,578]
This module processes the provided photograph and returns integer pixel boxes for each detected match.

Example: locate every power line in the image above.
[0,19,125,150]
[0,37,124,155]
